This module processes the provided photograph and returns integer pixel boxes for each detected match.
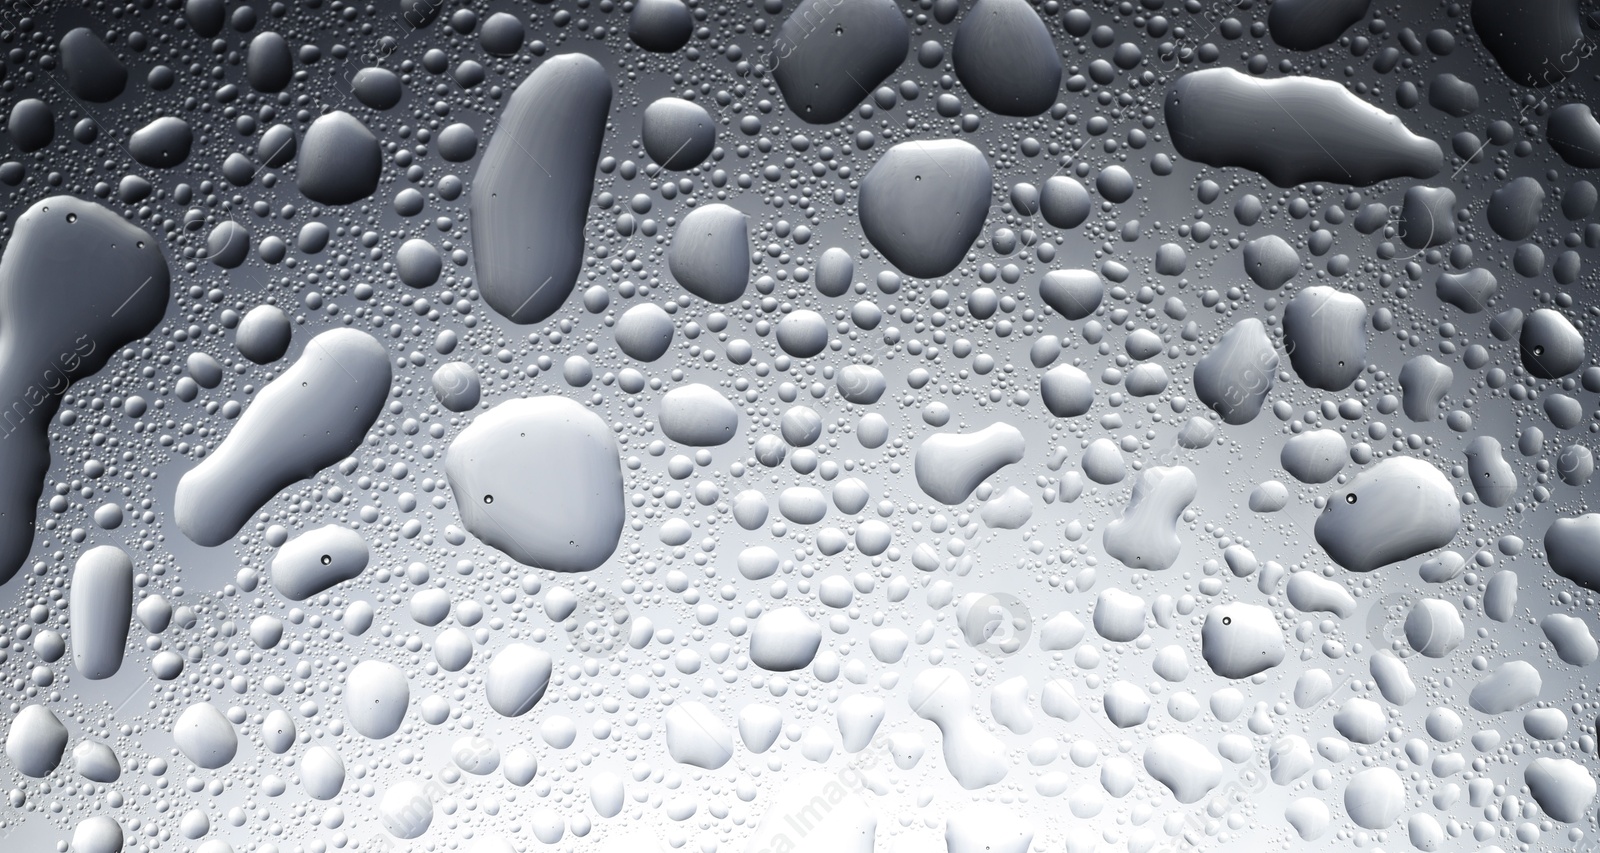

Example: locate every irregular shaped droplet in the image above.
[1194,318,1277,424]
[1040,364,1093,417]
[1418,550,1467,583]
[838,364,886,405]
[271,525,369,600]
[173,702,237,769]
[352,67,403,111]
[1545,514,1600,592]
[257,123,297,167]
[1464,436,1517,508]
[750,607,823,672]
[1039,269,1105,320]
[1280,429,1346,485]
[1202,603,1284,678]
[1469,661,1541,714]
[1435,268,1497,313]
[1345,767,1404,828]
[1282,287,1366,391]
[664,702,732,769]
[0,197,169,585]
[1524,708,1568,742]
[1285,798,1331,841]
[858,140,992,279]
[952,0,1062,117]
[1080,438,1125,484]
[1269,737,1313,784]
[1545,391,1583,430]
[838,694,887,751]
[1398,355,1453,422]
[1332,697,1386,744]
[1093,589,1147,642]
[1541,613,1599,665]
[60,28,127,102]
[1370,650,1416,704]
[1040,612,1085,651]
[1267,0,1370,49]
[176,329,390,547]
[1104,466,1196,571]
[1488,177,1545,240]
[485,644,552,717]
[1520,308,1584,378]
[1315,457,1460,572]
[1249,480,1289,512]
[70,545,132,679]
[1166,68,1440,187]
[1404,598,1464,657]
[738,703,784,755]
[1143,734,1221,804]
[298,111,380,205]
[914,423,1025,504]
[6,704,67,777]
[910,667,1008,789]
[1285,572,1356,617]
[1176,417,1216,449]
[641,97,715,170]
[1485,570,1517,622]
[70,815,123,853]
[472,54,611,323]
[446,396,624,572]
[1039,176,1091,229]
[1428,72,1479,116]
[73,740,120,782]
[777,487,826,527]
[1558,443,1596,486]
[590,771,625,818]
[979,486,1033,529]
[129,116,191,168]
[771,0,907,124]
[1547,103,1600,168]
[1526,757,1594,822]
[1242,234,1299,290]
[346,660,409,737]
[1398,185,1456,249]
[659,383,740,446]
[668,204,749,303]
